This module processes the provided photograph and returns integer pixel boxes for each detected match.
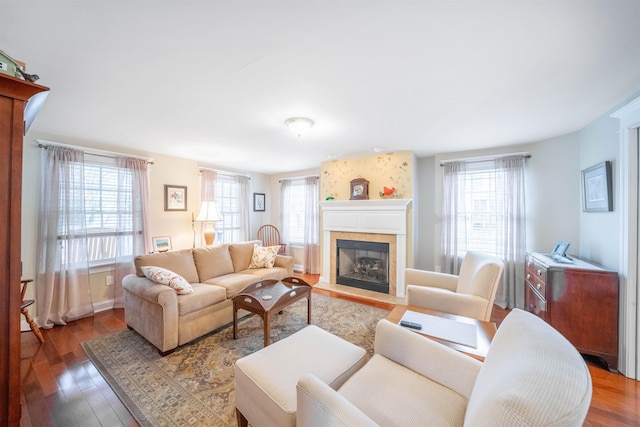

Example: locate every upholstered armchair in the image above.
[296,309,592,426]
[405,251,504,321]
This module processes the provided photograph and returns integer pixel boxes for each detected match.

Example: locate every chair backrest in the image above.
[456,251,504,301]
[465,309,592,426]
[257,224,281,247]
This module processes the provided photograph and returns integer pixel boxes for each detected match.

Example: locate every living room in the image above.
[3,1,640,426]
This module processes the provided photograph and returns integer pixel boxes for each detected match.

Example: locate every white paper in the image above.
[400,310,478,348]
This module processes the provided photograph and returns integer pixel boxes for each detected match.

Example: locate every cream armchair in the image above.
[405,251,504,321]
[296,309,592,427]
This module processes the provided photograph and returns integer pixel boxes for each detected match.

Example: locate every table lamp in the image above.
[195,201,222,246]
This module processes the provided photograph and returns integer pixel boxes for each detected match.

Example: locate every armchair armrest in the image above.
[297,373,379,427]
[374,319,481,399]
[405,268,458,291]
[406,286,490,321]
[274,254,294,276]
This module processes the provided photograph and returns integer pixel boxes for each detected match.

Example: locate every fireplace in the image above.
[320,199,412,297]
[336,239,389,294]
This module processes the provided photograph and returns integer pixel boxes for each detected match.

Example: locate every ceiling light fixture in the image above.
[285,117,314,137]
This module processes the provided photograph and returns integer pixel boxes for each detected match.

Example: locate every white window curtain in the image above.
[440,156,526,309]
[112,156,151,308]
[36,146,94,328]
[280,177,320,274]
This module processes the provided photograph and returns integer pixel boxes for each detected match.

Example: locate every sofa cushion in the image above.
[192,244,235,282]
[249,244,279,268]
[135,249,199,283]
[204,273,264,298]
[229,240,263,272]
[338,354,467,426]
[141,266,194,295]
[241,267,290,281]
[176,283,228,316]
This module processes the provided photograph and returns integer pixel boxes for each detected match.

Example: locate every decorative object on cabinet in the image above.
[164,184,187,211]
[349,178,369,200]
[152,236,172,252]
[525,252,619,371]
[582,161,613,212]
[253,192,265,211]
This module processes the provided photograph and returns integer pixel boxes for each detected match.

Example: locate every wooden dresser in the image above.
[0,73,49,426]
[525,252,619,371]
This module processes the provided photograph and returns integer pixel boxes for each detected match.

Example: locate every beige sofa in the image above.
[122,240,294,355]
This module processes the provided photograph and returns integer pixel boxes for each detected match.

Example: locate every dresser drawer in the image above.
[526,273,546,298]
[526,256,547,284]
[525,281,547,321]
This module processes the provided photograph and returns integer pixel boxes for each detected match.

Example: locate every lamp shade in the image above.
[195,201,222,222]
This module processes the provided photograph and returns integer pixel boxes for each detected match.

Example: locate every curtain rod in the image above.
[439,152,531,166]
[36,140,154,164]
[279,174,320,183]
[198,166,251,179]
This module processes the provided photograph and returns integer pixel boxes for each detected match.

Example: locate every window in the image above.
[455,165,502,257]
[285,180,307,244]
[61,155,137,266]
[215,175,242,243]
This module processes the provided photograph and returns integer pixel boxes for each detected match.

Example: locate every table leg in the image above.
[307,294,312,324]
[233,302,238,340]
[264,312,270,347]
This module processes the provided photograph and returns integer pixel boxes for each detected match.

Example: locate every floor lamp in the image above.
[195,201,222,246]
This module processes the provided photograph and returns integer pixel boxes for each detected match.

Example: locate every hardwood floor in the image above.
[20,274,640,426]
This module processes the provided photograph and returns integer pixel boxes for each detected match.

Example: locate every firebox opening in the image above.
[336,239,389,294]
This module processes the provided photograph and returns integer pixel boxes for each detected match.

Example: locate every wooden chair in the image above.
[21,279,44,343]
[257,224,286,254]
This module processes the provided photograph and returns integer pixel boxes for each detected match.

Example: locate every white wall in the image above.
[578,113,621,270]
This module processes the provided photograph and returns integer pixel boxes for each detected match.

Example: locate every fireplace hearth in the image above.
[336,239,389,294]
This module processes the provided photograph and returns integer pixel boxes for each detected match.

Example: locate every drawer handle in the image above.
[537,269,542,275]
[536,283,541,291]
[529,303,537,310]
[526,273,531,280]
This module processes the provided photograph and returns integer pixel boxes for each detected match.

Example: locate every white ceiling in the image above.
[3,0,640,174]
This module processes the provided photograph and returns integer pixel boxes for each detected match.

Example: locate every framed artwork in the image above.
[582,161,613,212]
[350,178,369,200]
[152,236,172,252]
[253,193,265,212]
[165,185,187,211]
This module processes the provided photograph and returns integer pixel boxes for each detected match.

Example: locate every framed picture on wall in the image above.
[152,236,172,252]
[254,193,265,212]
[165,185,187,211]
[582,161,613,212]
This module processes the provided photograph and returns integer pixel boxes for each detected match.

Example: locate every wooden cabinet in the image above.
[0,73,49,426]
[525,252,619,371]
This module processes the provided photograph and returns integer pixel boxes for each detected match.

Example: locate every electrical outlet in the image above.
[105,275,114,286]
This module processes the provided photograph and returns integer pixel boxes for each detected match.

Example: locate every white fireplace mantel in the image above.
[319,199,412,297]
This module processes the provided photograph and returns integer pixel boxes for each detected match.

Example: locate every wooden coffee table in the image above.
[387,305,497,361]
[232,277,312,347]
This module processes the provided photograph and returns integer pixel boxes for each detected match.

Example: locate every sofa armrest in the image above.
[405,268,458,291]
[374,319,481,399]
[122,274,180,353]
[274,254,294,276]
[406,286,490,321]
[297,373,379,427]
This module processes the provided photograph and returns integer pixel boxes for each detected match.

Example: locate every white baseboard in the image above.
[93,299,115,313]
[294,264,304,273]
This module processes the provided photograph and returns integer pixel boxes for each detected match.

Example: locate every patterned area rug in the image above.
[81,294,390,427]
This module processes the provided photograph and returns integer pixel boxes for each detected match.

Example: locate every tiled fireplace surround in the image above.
[319,199,412,297]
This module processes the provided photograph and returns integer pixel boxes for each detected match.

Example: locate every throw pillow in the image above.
[249,244,279,269]
[141,266,194,295]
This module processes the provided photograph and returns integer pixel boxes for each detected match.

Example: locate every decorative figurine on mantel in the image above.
[379,186,398,199]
